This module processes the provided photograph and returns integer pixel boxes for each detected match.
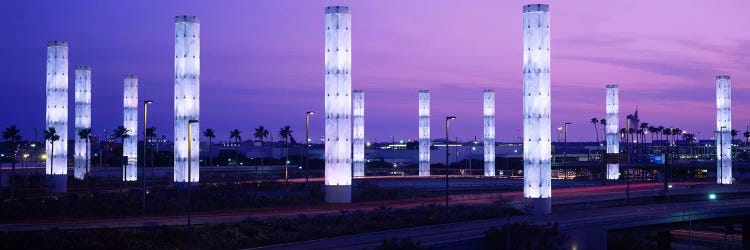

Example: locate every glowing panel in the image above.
[353,90,365,177]
[523,4,551,203]
[483,90,495,176]
[419,90,430,176]
[325,6,352,202]
[606,85,619,180]
[174,16,200,183]
[123,75,138,181]
[716,75,732,184]
[46,41,68,176]
[74,67,91,180]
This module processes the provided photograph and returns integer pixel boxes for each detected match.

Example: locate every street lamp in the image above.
[445,116,456,207]
[563,122,572,183]
[305,111,314,184]
[142,100,152,218]
[187,119,199,248]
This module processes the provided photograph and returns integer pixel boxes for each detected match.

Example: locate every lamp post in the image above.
[305,111,314,184]
[445,116,456,207]
[563,122,572,182]
[187,119,198,249]
[142,100,152,218]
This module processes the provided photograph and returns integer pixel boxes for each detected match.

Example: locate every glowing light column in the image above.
[606,85,620,180]
[174,15,200,183]
[353,90,365,177]
[522,4,551,214]
[716,75,732,184]
[46,41,69,192]
[74,67,92,180]
[324,6,352,202]
[483,90,495,176]
[419,90,430,176]
[123,75,138,181]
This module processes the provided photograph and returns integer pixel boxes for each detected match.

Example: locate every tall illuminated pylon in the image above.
[123,75,138,181]
[46,41,69,192]
[74,67,92,180]
[522,4,551,214]
[352,90,365,177]
[174,15,200,183]
[606,85,620,180]
[716,75,732,184]
[483,90,495,176]
[419,90,430,176]
[324,6,352,203]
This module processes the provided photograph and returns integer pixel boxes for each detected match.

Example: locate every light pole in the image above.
[305,111,314,184]
[142,100,152,218]
[563,122,571,182]
[445,116,456,207]
[187,119,198,249]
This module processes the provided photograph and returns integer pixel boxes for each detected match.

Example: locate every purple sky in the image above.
[0,0,748,143]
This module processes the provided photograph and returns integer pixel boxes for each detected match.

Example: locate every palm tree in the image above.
[254,126,269,170]
[229,129,241,166]
[145,127,157,167]
[639,123,649,147]
[590,118,599,143]
[203,129,215,167]
[731,129,738,143]
[3,125,21,199]
[279,126,293,181]
[44,127,60,175]
[657,126,665,142]
[77,128,92,178]
[112,126,130,177]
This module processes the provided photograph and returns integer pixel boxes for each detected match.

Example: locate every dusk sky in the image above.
[1,0,748,143]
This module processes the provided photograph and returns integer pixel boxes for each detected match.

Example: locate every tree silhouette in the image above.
[3,125,21,199]
[203,128,215,166]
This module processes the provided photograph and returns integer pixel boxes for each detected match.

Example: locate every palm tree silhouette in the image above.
[648,126,657,143]
[229,129,241,166]
[657,126,665,142]
[77,128,92,179]
[254,126,269,172]
[3,125,21,199]
[731,129,738,143]
[590,118,599,143]
[203,129,215,167]
[44,127,60,175]
[112,126,130,178]
[279,126,293,181]
[599,119,607,142]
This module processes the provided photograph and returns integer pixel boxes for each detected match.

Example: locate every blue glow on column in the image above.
[174,16,200,183]
[74,67,91,180]
[46,41,68,176]
[325,6,352,203]
[606,85,619,180]
[522,4,551,208]
[716,75,732,184]
[353,90,365,177]
[123,75,138,181]
[483,90,495,176]
[419,90,430,176]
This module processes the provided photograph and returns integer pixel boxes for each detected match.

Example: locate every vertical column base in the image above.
[49,174,67,193]
[525,197,551,214]
[325,185,351,203]
[606,164,619,180]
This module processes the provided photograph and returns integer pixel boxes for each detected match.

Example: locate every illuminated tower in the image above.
[418,90,430,176]
[353,90,365,177]
[483,90,495,176]
[324,6,352,203]
[74,67,92,180]
[522,4,551,213]
[123,75,138,181]
[46,41,68,192]
[174,15,200,183]
[716,76,732,184]
[606,85,620,180]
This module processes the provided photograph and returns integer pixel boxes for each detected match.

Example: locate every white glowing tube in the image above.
[419,90,430,176]
[46,41,69,176]
[716,76,732,184]
[483,90,496,176]
[74,67,91,180]
[352,90,365,177]
[325,6,352,202]
[174,16,200,183]
[606,85,619,180]
[123,75,138,181]
[523,4,551,212]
